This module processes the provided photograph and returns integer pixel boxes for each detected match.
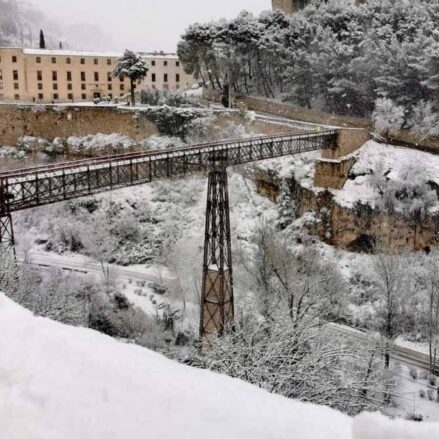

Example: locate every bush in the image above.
[141,105,207,138]
[140,89,191,107]
[427,389,435,401]
[427,375,437,387]
[419,389,426,398]
[409,367,418,380]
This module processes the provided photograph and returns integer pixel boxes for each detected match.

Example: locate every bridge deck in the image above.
[0,130,337,214]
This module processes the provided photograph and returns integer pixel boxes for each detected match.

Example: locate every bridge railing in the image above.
[0,130,337,213]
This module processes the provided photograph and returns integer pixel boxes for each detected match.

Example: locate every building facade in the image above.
[0,47,197,104]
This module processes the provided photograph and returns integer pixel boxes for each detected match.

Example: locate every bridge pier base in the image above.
[200,167,234,341]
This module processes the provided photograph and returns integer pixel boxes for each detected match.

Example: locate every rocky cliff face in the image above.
[252,170,439,254]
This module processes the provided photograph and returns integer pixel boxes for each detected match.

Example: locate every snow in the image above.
[335,140,439,209]
[1,293,438,438]
[353,412,439,439]
[0,292,353,439]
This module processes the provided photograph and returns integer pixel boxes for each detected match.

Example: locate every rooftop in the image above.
[0,47,178,59]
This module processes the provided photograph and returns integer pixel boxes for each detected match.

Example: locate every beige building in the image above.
[0,47,197,104]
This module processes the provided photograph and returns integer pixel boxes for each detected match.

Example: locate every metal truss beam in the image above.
[0,130,338,214]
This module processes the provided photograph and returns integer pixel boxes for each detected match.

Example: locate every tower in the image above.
[272,0,308,15]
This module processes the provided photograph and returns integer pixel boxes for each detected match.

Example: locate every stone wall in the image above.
[314,156,357,190]
[323,129,370,159]
[0,104,158,145]
[251,170,439,254]
[237,96,372,130]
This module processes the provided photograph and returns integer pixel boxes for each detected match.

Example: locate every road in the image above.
[21,251,438,374]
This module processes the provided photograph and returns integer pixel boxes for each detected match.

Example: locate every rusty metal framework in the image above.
[0,130,338,337]
[0,130,337,214]
[200,155,234,338]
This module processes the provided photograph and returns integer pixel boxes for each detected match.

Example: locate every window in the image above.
[151,73,156,82]
[36,57,41,64]
[37,71,42,81]
[94,72,99,81]
[176,74,180,82]
[108,84,112,91]
[53,93,59,100]
[120,84,125,91]
[176,61,180,67]
[13,70,18,80]
[107,72,112,82]
[164,60,168,66]
[68,93,73,100]
[52,71,57,81]
[53,83,58,90]
[151,60,156,66]
[0,94,4,100]
[164,73,168,82]
[176,84,180,90]
[120,77,124,82]
[94,58,98,65]
[82,93,87,100]
[67,83,72,90]
[38,83,43,90]
[108,93,113,99]
[0,69,2,80]
[66,57,71,64]
[51,57,56,64]
[151,84,156,90]
[81,83,86,90]
[12,56,17,63]
[14,83,19,90]
[163,83,169,90]
[38,93,43,100]
[14,94,20,100]
[81,72,86,81]
[81,58,85,64]
[67,71,72,81]
[107,59,112,65]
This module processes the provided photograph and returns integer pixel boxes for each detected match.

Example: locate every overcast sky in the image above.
[29,0,271,52]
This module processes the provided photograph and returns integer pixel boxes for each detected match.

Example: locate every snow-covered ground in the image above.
[1,293,438,439]
[336,141,439,210]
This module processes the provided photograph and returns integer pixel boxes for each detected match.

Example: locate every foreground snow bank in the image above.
[1,294,437,438]
[0,293,351,439]
[353,412,439,439]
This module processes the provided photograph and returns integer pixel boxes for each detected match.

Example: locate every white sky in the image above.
[29,0,271,52]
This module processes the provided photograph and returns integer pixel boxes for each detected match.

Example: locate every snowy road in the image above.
[19,250,173,286]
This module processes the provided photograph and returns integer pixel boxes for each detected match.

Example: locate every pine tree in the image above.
[113,50,148,107]
[39,29,45,49]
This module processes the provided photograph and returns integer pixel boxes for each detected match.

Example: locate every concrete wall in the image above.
[0,104,158,145]
[323,129,371,160]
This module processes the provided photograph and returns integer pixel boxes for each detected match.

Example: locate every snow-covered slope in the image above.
[1,293,438,438]
[0,293,352,439]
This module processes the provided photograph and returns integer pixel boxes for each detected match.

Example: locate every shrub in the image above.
[419,389,426,398]
[428,375,437,387]
[427,389,435,401]
[409,367,418,380]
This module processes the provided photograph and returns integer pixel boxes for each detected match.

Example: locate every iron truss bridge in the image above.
[0,130,337,214]
[1,129,338,338]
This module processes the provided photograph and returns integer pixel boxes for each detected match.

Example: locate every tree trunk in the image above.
[130,78,136,107]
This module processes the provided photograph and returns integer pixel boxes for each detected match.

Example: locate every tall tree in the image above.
[39,29,45,49]
[113,50,148,107]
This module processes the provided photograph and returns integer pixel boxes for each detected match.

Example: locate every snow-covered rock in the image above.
[66,133,136,154]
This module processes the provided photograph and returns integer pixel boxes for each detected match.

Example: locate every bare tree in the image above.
[371,252,409,368]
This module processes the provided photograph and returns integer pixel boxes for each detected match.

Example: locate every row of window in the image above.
[3,55,180,67]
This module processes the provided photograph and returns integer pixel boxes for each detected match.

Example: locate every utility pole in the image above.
[199,154,234,341]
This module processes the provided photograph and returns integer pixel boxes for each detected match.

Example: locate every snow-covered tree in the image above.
[113,50,148,107]
[371,253,410,368]
[276,180,296,230]
[372,98,405,138]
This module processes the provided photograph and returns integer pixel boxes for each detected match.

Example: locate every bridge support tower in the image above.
[0,179,15,254]
[200,162,234,340]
